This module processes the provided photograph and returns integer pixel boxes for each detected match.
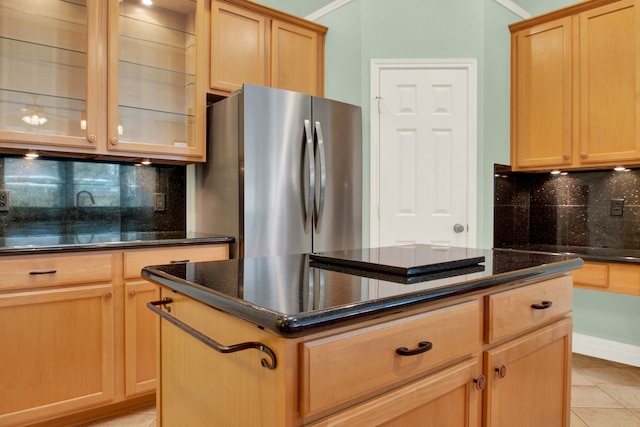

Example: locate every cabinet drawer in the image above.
[123,244,229,279]
[300,300,481,419]
[486,275,573,343]
[572,262,608,288]
[572,262,640,295]
[0,253,113,291]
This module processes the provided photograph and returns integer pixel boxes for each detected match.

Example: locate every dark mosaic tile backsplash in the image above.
[494,164,640,250]
[0,156,186,245]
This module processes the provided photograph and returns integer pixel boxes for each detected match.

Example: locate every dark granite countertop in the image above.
[496,244,640,264]
[142,245,583,338]
[0,231,234,255]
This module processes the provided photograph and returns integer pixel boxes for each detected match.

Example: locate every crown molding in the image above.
[305,0,353,21]
[494,0,531,19]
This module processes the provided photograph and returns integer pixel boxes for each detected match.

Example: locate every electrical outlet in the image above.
[0,189,9,212]
[154,193,166,212]
[610,198,624,216]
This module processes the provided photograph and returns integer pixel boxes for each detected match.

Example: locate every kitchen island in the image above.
[142,245,583,426]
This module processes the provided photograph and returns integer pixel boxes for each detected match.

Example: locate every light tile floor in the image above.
[77,405,156,427]
[80,354,640,427]
[571,353,640,427]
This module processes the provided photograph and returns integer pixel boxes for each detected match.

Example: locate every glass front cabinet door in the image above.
[0,0,206,163]
[0,0,101,153]
[108,0,206,162]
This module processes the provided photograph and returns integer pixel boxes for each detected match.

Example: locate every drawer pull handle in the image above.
[29,270,57,275]
[170,259,190,264]
[495,364,507,378]
[531,300,553,310]
[396,341,433,356]
[147,298,277,370]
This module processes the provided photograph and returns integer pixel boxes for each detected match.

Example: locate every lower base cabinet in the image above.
[308,359,482,427]
[572,261,640,295]
[484,318,573,427]
[0,243,228,427]
[124,280,160,396]
[0,284,116,427]
[154,274,574,427]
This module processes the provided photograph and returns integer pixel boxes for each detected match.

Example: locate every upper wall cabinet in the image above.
[210,0,327,97]
[0,0,206,164]
[510,0,640,171]
[0,0,101,153]
[107,0,206,162]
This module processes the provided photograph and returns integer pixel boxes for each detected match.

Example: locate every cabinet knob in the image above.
[104,291,113,299]
[110,137,119,146]
[129,289,137,297]
[562,154,570,160]
[473,375,486,390]
[87,134,97,144]
[580,152,588,159]
[495,364,507,378]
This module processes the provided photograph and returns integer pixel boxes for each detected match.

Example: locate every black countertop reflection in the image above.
[0,231,234,254]
[142,247,583,337]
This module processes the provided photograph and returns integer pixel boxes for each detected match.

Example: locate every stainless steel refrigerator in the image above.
[195,84,362,258]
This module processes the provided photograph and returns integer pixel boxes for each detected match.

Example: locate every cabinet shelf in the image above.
[0,1,86,53]
[119,34,195,74]
[118,60,195,116]
[0,37,86,101]
[116,105,194,147]
[0,88,85,136]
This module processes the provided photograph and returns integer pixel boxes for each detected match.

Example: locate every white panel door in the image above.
[371,60,477,248]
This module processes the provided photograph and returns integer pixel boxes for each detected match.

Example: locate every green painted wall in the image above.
[574,289,640,346]
[255,0,640,349]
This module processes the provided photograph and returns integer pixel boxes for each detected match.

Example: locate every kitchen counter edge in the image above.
[142,255,584,338]
[0,234,235,255]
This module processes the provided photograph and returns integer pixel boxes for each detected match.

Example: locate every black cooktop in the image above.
[310,244,486,276]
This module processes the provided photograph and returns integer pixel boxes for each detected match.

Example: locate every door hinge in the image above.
[375,96,383,113]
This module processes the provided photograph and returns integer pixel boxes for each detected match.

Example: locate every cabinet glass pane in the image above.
[0,0,87,136]
[118,0,196,147]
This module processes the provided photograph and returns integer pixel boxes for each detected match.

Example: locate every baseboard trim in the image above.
[573,332,640,367]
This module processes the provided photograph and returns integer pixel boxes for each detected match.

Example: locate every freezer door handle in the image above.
[314,121,327,233]
[304,119,315,234]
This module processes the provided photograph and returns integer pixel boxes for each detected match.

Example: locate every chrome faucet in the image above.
[76,190,95,207]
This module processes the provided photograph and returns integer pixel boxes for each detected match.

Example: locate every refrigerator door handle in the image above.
[304,119,315,234]
[314,120,327,233]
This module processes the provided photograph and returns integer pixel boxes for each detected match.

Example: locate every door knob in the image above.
[453,224,465,233]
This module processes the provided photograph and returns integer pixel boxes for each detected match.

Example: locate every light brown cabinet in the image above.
[0,252,117,427]
[154,273,573,426]
[484,319,573,426]
[0,0,207,163]
[572,261,640,295]
[0,243,228,427]
[483,275,573,427]
[510,0,640,171]
[307,358,482,427]
[122,244,230,397]
[210,0,326,97]
[0,284,116,427]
